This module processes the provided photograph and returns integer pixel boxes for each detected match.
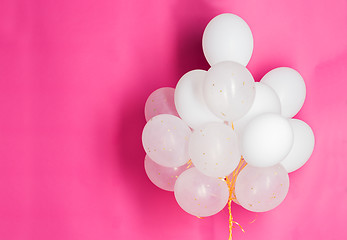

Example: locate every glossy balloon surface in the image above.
[235,164,289,212]
[142,114,191,167]
[174,167,229,217]
[202,13,253,66]
[203,61,255,121]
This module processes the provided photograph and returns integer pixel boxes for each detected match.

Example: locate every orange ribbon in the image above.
[225,156,247,240]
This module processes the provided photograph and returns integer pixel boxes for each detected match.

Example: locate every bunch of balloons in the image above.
[142,13,314,220]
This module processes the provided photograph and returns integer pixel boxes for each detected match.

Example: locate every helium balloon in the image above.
[189,122,241,178]
[280,119,315,172]
[260,67,306,118]
[144,155,191,191]
[202,13,253,66]
[203,61,256,121]
[233,82,281,136]
[174,167,229,217]
[144,87,179,121]
[175,70,223,129]
[235,164,289,212]
[241,113,294,167]
[142,114,191,167]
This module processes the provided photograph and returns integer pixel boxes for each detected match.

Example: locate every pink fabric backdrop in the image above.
[1,0,346,239]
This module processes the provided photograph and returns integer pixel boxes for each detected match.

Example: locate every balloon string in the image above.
[187,159,192,168]
[227,196,233,240]
[224,121,234,131]
[225,156,247,240]
[249,215,257,224]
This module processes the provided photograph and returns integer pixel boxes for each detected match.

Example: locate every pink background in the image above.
[1,0,346,239]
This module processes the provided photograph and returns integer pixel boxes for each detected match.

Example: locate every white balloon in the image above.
[280,119,315,172]
[174,167,229,217]
[260,67,306,118]
[142,114,191,167]
[203,61,256,121]
[234,82,281,136]
[202,13,253,66]
[174,70,223,129]
[241,113,294,167]
[189,122,241,178]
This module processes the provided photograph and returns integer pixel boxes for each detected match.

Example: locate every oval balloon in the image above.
[202,13,253,66]
[189,122,241,178]
[142,114,191,167]
[203,61,256,121]
[260,67,306,118]
[174,167,229,217]
[235,164,289,212]
[145,87,179,121]
[144,155,191,191]
[241,113,294,167]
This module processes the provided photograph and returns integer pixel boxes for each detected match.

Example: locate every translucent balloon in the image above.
[260,67,306,118]
[189,123,241,178]
[203,61,256,121]
[144,87,179,121]
[175,70,223,129]
[235,164,289,212]
[174,167,229,217]
[144,155,191,191]
[142,114,191,167]
[280,119,315,173]
[241,113,294,167]
[202,13,253,66]
[233,82,281,136]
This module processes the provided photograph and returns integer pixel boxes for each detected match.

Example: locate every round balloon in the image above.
[202,13,253,66]
[174,167,229,217]
[142,114,191,167]
[174,70,223,129]
[144,155,191,191]
[260,67,306,118]
[235,164,289,212]
[189,122,241,178]
[144,87,179,121]
[241,113,294,167]
[280,119,315,172]
[203,61,256,121]
[234,82,281,136]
